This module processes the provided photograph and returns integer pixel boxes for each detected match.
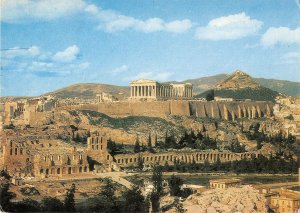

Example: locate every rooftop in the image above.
[209,178,241,184]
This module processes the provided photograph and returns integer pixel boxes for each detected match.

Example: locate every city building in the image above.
[270,190,300,213]
[209,179,242,189]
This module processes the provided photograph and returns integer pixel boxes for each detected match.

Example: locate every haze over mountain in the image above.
[44,72,300,100]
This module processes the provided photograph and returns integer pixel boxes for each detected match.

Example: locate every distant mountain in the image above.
[45,83,130,100]
[215,70,260,89]
[42,72,299,100]
[194,70,281,101]
[253,78,300,97]
[181,73,300,97]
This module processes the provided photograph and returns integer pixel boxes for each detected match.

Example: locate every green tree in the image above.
[107,139,118,155]
[92,178,119,212]
[122,186,148,213]
[40,197,64,212]
[154,134,158,147]
[150,191,160,213]
[205,90,215,101]
[0,170,10,180]
[257,140,263,150]
[165,134,177,149]
[0,182,15,212]
[168,175,183,196]
[12,198,41,212]
[152,165,163,196]
[134,137,141,153]
[137,155,144,170]
[100,178,116,202]
[150,165,163,212]
[64,184,76,212]
[147,133,152,148]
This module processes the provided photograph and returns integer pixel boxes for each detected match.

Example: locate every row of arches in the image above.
[39,165,89,177]
[115,151,260,167]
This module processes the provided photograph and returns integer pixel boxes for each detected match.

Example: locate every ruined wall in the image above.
[25,111,53,126]
[33,148,90,178]
[86,135,112,164]
[1,138,32,176]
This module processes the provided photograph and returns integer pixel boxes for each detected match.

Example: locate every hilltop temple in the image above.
[130,79,193,100]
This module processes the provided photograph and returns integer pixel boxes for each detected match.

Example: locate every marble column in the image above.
[139,86,141,97]
[146,86,149,97]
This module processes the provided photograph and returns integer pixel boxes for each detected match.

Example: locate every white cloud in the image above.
[53,45,80,62]
[1,0,86,23]
[280,52,300,64]
[261,27,300,47]
[85,4,192,34]
[28,61,54,71]
[125,71,173,82]
[195,12,263,40]
[1,1,192,34]
[136,18,164,33]
[2,46,40,58]
[165,19,192,33]
[112,65,129,74]
[2,45,88,76]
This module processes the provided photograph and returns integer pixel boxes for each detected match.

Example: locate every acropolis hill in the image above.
[1,70,300,213]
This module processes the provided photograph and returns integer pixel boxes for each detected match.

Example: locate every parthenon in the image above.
[130,79,193,100]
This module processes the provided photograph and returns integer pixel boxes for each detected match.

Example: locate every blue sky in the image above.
[1,0,300,96]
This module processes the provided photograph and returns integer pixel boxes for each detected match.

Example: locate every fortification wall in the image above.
[190,101,272,120]
[97,101,171,117]
[96,100,273,120]
[170,101,190,116]
[56,104,98,112]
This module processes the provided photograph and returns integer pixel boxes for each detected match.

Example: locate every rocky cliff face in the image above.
[215,70,260,90]
[174,186,267,213]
